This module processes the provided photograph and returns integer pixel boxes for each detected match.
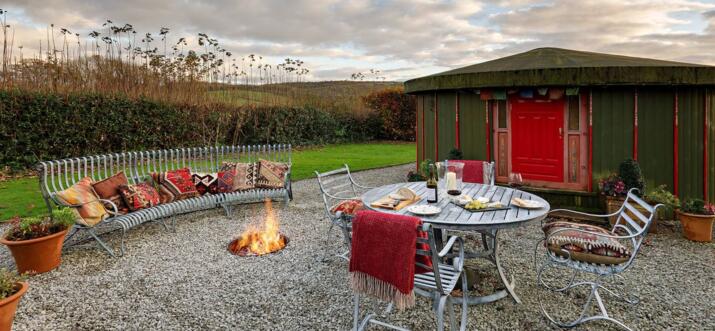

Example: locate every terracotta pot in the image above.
[0,229,68,275]
[604,195,656,233]
[0,282,28,331]
[677,211,715,242]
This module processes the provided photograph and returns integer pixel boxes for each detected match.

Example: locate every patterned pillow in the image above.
[542,221,631,265]
[216,164,236,193]
[255,159,289,189]
[151,168,200,203]
[91,171,130,214]
[331,199,365,216]
[119,182,161,211]
[218,162,257,192]
[55,177,109,227]
[192,172,219,195]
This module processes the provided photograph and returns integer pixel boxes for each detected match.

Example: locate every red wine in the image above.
[447,190,461,196]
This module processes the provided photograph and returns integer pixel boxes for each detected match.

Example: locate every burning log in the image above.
[228,198,287,256]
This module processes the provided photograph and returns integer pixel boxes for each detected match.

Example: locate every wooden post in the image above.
[588,90,593,192]
[705,90,710,199]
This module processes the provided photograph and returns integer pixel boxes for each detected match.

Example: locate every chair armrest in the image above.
[321,191,361,201]
[438,236,465,271]
[54,196,119,216]
[549,208,622,220]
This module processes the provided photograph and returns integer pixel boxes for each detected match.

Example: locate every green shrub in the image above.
[4,208,77,241]
[448,148,463,160]
[0,90,383,169]
[618,159,645,194]
[362,87,415,141]
[0,269,26,300]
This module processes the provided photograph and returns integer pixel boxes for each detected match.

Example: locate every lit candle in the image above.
[446,172,457,191]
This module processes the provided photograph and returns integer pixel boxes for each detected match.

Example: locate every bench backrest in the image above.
[38,144,291,201]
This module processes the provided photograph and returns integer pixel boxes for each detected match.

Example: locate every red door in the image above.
[510,98,564,182]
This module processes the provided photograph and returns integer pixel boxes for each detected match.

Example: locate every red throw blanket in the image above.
[453,160,485,184]
[349,211,431,309]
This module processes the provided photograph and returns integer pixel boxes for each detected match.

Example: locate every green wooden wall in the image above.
[677,88,705,200]
[437,92,457,160]
[638,89,675,191]
[458,91,488,160]
[592,88,634,178]
[423,93,436,161]
[709,89,715,202]
[416,95,424,167]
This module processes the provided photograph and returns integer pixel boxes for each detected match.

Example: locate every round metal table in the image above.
[362,181,550,305]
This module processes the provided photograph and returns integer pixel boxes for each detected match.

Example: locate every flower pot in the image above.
[604,195,656,233]
[677,211,715,242]
[0,229,68,275]
[0,282,28,331]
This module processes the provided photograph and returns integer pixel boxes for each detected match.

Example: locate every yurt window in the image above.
[568,95,580,131]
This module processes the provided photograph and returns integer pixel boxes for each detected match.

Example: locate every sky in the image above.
[3,0,715,81]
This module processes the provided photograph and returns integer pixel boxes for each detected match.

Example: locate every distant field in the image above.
[0,142,414,221]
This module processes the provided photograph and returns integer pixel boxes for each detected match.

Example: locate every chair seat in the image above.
[543,221,631,265]
[414,263,462,294]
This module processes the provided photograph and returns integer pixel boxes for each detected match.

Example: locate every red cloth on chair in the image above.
[452,160,485,184]
[349,211,430,309]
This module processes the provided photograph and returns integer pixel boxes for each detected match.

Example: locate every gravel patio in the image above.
[1,164,713,330]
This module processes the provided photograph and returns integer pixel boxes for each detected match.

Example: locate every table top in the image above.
[362,182,550,231]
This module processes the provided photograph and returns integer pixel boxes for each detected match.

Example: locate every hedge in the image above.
[0,90,383,170]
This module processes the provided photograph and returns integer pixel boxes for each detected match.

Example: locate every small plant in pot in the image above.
[0,269,27,331]
[599,159,648,226]
[0,208,75,274]
[644,185,680,221]
[677,199,715,242]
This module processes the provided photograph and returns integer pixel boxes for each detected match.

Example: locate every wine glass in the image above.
[508,172,523,188]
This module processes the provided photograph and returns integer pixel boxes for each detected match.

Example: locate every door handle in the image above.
[558,127,563,138]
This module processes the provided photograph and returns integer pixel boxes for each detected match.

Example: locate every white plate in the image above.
[511,198,543,209]
[406,205,442,216]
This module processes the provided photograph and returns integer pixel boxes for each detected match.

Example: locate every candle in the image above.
[446,172,457,191]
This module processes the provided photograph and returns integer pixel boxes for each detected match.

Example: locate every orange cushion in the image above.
[56,177,109,227]
[331,199,364,216]
[542,221,631,265]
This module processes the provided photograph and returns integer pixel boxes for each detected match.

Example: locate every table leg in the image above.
[491,229,521,304]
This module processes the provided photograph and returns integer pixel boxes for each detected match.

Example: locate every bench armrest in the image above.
[54,195,120,216]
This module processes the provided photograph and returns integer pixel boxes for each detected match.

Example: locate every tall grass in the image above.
[0,10,397,113]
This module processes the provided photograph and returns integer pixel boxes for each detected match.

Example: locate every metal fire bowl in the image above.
[227,234,289,257]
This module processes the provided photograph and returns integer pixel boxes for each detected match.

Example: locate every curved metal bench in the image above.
[38,144,292,257]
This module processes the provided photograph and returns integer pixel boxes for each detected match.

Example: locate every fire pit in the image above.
[228,198,288,256]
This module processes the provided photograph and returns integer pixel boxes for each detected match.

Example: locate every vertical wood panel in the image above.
[458,91,487,160]
[709,89,715,202]
[592,88,634,177]
[423,94,436,161]
[437,92,457,160]
[678,88,705,199]
[568,135,580,183]
[638,89,675,191]
[416,95,424,166]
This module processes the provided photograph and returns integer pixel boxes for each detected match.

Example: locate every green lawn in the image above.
[0,142,414,221]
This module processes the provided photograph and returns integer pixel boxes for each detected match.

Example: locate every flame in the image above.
[229,198,286,256]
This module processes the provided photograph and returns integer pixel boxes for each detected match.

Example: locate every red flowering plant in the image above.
[681,199,715,216]
[598,173,627,197]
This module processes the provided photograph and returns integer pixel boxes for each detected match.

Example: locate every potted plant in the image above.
[598,159,647,226]
[677,198,715,242]
[0,208,75,274]
[0,269,27,331]
[644,185,680,231]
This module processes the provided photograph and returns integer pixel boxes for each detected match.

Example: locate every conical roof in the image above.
[404,47,715,93]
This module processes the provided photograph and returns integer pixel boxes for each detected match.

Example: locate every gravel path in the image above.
[2,164,713,330]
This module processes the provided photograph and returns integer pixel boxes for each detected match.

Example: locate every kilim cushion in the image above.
[192,172,219,195]
[91,171,130,214]
[151,168,200,203]
[255,159,289,189]
[221,162,258,191]
[56,177,109,227]
[542,221,631,265]
[216,163,236,193]
[331,199,365,216]
[119,182,161,211]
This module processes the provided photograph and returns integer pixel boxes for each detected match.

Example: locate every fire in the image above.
[228,198,287,256]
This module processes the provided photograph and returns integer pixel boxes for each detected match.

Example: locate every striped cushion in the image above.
[56,177,109,227]
[542,221,631,265]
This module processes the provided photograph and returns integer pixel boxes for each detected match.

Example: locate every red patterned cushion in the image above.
[91,171,130,214]
[542,221,631,265]
[119,182,161,211]
[151,168,199,203]
[255,159,289,189]
[219,162,257,191]
[192,172,218,195]
[331,199,365,216]
[216,167,235,193]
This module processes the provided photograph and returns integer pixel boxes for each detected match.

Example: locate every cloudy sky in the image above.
[3,0,715,81]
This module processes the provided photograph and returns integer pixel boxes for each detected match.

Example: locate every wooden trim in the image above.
[485,100,491,162]
[435,92,439,160]
[705,90,710,199]
[674,91,679,196]
[588,89,593,192]
[455,92,460,150]
[634,89,639,161]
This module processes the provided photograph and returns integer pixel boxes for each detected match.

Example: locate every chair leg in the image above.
[353,294,360,331]
[436,295,448,331]
[63,225,80,245]
[87,228,117,258]
[221,204,232,217]
[458,272,469,331]
[447,296,456,331]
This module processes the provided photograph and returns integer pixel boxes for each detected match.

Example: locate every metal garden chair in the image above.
[534,188,663,330]
[315,164,373,261]
[353,222,469,331]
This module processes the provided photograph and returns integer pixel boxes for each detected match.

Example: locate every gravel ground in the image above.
[1,164,713,330]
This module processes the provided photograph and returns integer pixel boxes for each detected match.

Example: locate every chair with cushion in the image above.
[534,188,663,331]
[350,211,469,331]
[315,164,373,261]
[447,160,495,185]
